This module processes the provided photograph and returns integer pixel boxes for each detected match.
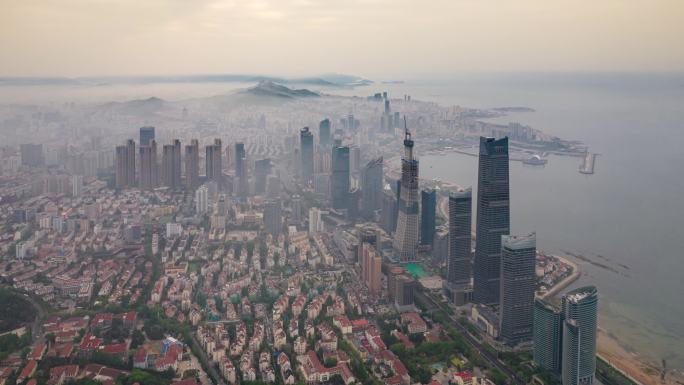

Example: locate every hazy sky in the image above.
[1,0,683,78]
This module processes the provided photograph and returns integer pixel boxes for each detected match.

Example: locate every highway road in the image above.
[415,291,525,385]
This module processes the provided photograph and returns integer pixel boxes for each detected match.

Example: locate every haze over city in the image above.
[2,0,684,77]
[0,3,683,385]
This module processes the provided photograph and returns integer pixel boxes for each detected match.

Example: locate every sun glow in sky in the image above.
[1,0,683,77]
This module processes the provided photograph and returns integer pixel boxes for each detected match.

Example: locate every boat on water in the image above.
[522,154,548,166]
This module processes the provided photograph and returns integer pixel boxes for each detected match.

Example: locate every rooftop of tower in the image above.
[565,285,597,303]
[502,233,536,250]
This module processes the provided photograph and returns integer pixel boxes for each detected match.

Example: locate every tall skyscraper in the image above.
[499,233,537,346]
[533,286,598,385]
[206,139,222,184]
[139,140,158,190]
[473,136,510,305]
[381,186,397,234]
[331,145,350,210]
[447,188,472,297]
[533,298,563,375]
[162,140,182,189]
[115,140,136,189]
[126,139,136,187]
[319,118,331,147]
[254,158,271,195]
[562,286,598,385]
[139,126,155,146]
[263,200,282,237]
[300,127,314,183]
[234,142,248,197]
[420,188,436,247]
[291,195,302,224]
[185,139,199,190]
[393,129,419,262]
[115,145,128,189]
[361,157,383,218]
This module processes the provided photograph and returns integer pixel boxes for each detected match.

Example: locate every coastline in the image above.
[543,257,682,385]
[540,254,580,300]
[597,327,684,385]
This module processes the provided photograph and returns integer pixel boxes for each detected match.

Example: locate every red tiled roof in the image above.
[100,343,127,354]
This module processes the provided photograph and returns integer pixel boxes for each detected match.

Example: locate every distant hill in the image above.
[239,81,319,99]
[99,96,168,115]
[0,73,373,88]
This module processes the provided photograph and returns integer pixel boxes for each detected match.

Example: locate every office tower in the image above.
[71,175,83,197]
[195,185,209,214]
[264,200,282,237]
[139,126,155,146]
[319,119,331,147]
[309,207,323,235]
[205,139,222,184]
[291,195,302,224]
[387,266,404,302]
[499,233,537,346]
[361,157,384,218]
[534,299,563,375]
[234,142,248,196]
[300,127,314,184]
[331,145,350,210]
[162,140,182,189]
[473,136,510,305]
[254,158,271,195]
[562,286,598,385]
[447,189,472,299]
[185,139,200,190]
[393,129,419,261]
[139,140,158,190]
[20,144,45,167]
[420,189,436,247]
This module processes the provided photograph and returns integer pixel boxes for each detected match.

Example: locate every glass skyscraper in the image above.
[499,233,536,346]
[361,157,384,217]
[532,286,598,385]
[139,126,155,147]
[331,145,350,210]
[533,298,563,375]
[562,286,598,385]
[473,136,510,305]
[420,188,436,247]
[447,188,472,287]
[319,118,331,148]
[300,127,314,184]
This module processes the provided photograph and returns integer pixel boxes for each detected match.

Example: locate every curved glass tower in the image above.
[533,298,563,375]
[561,286,598,385]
